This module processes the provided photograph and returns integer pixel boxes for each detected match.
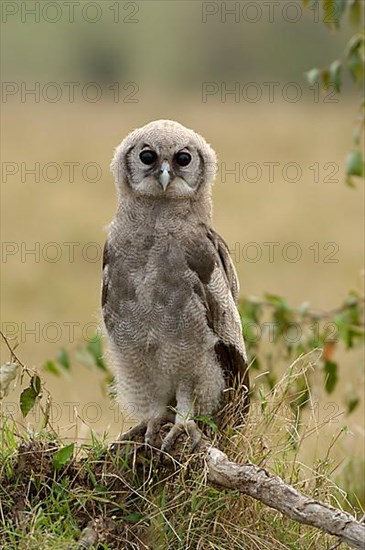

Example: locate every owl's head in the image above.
[111,120,217,199]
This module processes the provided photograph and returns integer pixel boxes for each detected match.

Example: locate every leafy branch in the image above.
[240,292,365,427]
[303,0,365,185]
[0,330,54,428]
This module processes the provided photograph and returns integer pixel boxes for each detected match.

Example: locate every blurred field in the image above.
[1,1,364,485]
[2,97,364,461]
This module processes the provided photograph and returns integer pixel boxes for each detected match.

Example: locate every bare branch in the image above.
[206,445,365,550]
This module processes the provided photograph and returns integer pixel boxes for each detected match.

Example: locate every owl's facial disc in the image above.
[122,138,207,197]
[112,120,217,199]
[138,144,196,193]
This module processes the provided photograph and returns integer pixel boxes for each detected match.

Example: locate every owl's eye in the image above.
[139,150,157,165]
[175,151,192,167]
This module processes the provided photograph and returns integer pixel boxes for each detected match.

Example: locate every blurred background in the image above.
[1,1,364,477]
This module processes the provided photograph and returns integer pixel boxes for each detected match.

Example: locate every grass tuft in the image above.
[0,354,363,549]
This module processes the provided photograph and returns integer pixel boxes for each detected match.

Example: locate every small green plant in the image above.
[303,0,365,186]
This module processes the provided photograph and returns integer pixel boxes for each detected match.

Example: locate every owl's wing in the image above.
[206,229,239,304]
[186,227,249,410]
[101,241,109,309]
[101,240,113,333]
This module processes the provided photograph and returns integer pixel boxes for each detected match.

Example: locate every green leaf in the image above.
[346,36,364,83]
[86,337,107,371]
[43,360,60,377]
[306,68,321,86]
[323,0,335,27]
[345,175,356,188]
[264,293,289,310]
[341,294,363,326]
[321,69,330,90]
[323,0,346,28]
[346,150,364,177]
[324,360,338,393]
[347,34,363,56]
[20,386,38,417]
[194,415,218,433]
[345,395,360,414]
[265,294,293,342]
[348,52,364,83]
[347,326,364,348]
[349,0,362,28]
[106,374,117,397]
[333,313,352,348]
[240,298,262,324]
[52,443,74,470]
[329,60,342,92]
[334,0,347,26]
[56,348,71,371]
[123,512,145,524]
[20,375,42,417]
[344,291,360,307]
[353,123,362,146]
[75,347,95,369]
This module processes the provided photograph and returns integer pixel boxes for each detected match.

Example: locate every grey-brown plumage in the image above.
[102,120,249,450]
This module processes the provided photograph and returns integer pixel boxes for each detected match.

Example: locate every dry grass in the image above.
[1,352,362,549]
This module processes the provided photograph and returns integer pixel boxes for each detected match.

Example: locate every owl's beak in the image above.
[159,160,171,191]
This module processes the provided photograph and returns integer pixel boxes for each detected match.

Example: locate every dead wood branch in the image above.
[205,445,365,550]
[110,429,365,549]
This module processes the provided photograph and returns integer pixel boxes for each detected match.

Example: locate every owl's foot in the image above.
[161,420,202,454]
[110,415,201,455]
[114,413,174,445]
[145,413,175,448]
[109,421,147,453]
[117,421,148,441]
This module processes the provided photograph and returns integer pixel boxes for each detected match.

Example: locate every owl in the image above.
[102,119,249,452]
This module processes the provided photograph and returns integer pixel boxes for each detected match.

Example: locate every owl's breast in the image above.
[135,234,195,309]
[108,231,209,345]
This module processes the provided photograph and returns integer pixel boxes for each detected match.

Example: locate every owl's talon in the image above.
[145,415,175,448]
[115,421,147,443]
[109,422,147,453]
[161,420,202,454]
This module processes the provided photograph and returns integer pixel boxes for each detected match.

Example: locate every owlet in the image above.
[102,119,249,451]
